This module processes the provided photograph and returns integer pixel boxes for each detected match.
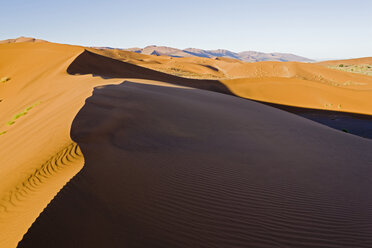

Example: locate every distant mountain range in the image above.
[123,45,314,62]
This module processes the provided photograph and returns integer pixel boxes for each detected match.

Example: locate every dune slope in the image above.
[19,81,372,248]
[88,49,372,114]
[1,39,372,247]
[68,50,233,95]
[0,42,123,248]
[317,57,372,66]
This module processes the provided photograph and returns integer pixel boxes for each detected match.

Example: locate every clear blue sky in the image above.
[1,0,371,59]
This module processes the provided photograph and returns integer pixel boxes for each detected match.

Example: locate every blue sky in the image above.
[1,0,371,59]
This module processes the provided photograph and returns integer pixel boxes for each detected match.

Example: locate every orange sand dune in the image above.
[0,39,372,248]
[317,57,372,66]
[91,48,372,114]
[69,50,232,95]
[0,42,123,248]
[222,76,372,115]
[80,48,372,115]
[0,36,46,44]
[19,81,372,248]
[92,47,372,83]
[0,40,232,248]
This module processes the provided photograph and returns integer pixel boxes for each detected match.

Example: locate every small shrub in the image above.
[338,64,344,67]
[0,77,10,83]
[6,102,40,126]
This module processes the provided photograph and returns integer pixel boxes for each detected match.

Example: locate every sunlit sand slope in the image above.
[90,49,372,114]
[317,57,372,66]
[0,42,122,248]
[222,76,372,115]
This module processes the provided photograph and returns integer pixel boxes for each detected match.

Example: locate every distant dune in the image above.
[0,38,372,248]
[90,47,372,114]
[317,56,372,66]
[0,36,46,44]
[317,57,372,76]
[118,45,314,62]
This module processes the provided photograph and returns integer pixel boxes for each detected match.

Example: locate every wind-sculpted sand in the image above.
[91,47,372,114]
[19,82,372,248]
[0,41,122,247]
[0,39,372,247]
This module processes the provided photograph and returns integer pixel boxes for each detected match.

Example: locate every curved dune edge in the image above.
[0,143,83,247]
[222,77,372,115]
[73,49,372,116]
[18,81,372,248]
[67,49,234,95]
[0,40,371,247]
[0,42,123,248]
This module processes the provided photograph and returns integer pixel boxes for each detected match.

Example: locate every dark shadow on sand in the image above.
[18,81,372,248]
[67,50,234,95]
[68,50,372,140]
[256,101,372,140]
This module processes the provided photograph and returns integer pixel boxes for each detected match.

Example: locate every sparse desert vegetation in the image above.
[0,76,10,83]
[328,64,372,76]
[145,66,221,79]
[6,102,40,126]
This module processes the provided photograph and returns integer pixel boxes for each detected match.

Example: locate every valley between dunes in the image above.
[1,39,372,248]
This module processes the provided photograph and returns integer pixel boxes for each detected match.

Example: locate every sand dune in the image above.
[0,39,372,247]
[85,48,372,115]
[19,81,372,248]
[0,36,46,44]
[0,41,122,248]
[68,50,232,95]
[317,57,372,66]
[317,57,372,77]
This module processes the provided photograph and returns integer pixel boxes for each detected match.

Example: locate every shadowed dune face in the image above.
[19,82,372,248]
[68,50,233,95]
[255,101,372,139]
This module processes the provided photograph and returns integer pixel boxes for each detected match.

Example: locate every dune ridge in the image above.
[0,41,123,248]
[317,57,372,66]
[68,49,233,95]
[0,39,371,247]
[18,81,372,248]
[76,48,372,115]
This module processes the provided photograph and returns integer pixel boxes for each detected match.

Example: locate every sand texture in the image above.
[19,81,372,248]
[0,39,371,247]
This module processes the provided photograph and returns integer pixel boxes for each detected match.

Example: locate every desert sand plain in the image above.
[1,37,372,247]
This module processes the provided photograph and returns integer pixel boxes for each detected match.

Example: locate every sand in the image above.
[19,81,372,248]
[0,39,371,247]
[91,48,372,114]
[317,57,372,66]
[0,42,122,248]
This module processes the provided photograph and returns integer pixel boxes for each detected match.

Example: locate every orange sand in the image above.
[0,38,372,247]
